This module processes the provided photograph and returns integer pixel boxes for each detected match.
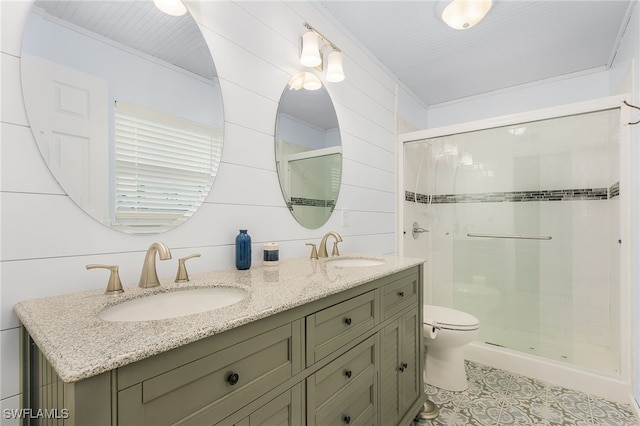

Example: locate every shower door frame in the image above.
[397,94,634,394]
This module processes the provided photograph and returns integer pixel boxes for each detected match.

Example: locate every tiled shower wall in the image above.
[0,1,398,417]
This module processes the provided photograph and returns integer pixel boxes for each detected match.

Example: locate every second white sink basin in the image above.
[326,258,386,268]
[98,287,247,322]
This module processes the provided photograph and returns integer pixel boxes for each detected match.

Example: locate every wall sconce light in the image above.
[299,23,345,83]
[300,31,322,67]
[153,0,187,16]
[288,72,322,91]
[440,0,492,30]
[326,50,345,83]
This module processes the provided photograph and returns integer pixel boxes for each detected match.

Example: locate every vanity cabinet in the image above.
[21,265,424,426]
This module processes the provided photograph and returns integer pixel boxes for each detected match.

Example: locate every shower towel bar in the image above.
[467,233,552,240]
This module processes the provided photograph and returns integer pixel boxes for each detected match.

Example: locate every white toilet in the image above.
[423,304,479,391]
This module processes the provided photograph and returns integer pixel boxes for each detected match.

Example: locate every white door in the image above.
[22,53,109,223]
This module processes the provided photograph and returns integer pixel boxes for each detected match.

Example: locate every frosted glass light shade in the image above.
[153,0,187,16]
[300,31,322,67]
[288,72,322,91]
[326,50,345,83]
[302,72,322,90]
[441,0,492,30]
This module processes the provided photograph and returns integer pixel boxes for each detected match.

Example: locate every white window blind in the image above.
[114,101,221,228]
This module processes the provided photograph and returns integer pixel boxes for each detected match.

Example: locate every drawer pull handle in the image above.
[343,317,352,325]
[398,291,405,297]
[227,372,240,386]
[344,369,352,378]
[398,362,408,372]
[343,415,351,424]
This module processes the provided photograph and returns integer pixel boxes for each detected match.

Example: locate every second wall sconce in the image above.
[300,23,345,83]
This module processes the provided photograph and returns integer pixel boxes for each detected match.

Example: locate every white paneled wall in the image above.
[0,0,398,409]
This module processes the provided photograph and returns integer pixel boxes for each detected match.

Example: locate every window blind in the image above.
[114,101,221,228]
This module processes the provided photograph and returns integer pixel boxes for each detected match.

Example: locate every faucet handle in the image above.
[306,243,319,260]
[331,241,341,257]
[175,254,201,283]
[86,264,124,295]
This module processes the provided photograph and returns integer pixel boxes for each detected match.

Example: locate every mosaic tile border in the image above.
[420,361,638,426]
[406,182,620,205]
[288,197,336,208]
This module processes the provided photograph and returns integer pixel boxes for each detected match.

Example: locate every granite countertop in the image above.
[14,253,424,383]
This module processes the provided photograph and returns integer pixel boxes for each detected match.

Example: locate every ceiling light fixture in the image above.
[299,23,345,83]
[440,0,492,30]
[153,0,187,16]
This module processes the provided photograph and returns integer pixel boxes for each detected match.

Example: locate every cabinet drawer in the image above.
[118,324,295,426]
[311,336,376,408]
[381,273,418,320]
[232,383,303,426]
[306,291,378,365]
[308,337,376,426]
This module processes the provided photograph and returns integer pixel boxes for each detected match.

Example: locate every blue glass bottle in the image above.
[235,229,251,270]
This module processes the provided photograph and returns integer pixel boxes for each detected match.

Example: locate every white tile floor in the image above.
[421,361,638,425]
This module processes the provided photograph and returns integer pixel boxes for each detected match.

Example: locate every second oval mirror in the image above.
[275,75,342,229]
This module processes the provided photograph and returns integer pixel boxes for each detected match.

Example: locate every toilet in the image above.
[423,304,479,391]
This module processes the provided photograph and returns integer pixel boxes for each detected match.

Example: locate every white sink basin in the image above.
[326,258,386,268]
[98,287,247,322]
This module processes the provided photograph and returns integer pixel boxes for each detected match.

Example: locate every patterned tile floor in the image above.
[420,361,638,426]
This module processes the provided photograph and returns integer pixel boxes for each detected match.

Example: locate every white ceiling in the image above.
[33,0,216,81]
[317,0,635,106]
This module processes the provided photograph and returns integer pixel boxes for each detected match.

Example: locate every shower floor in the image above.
[478,323,619,375]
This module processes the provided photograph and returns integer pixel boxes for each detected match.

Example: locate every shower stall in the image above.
[399,97,632,400]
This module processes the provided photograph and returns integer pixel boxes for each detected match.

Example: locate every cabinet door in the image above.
[380,318,401,426]
[379,309,421,426]
[400,309,420,414]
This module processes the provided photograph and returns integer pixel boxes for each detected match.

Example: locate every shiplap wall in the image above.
[0,0,398,416]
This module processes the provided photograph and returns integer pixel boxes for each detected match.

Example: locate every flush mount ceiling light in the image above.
[440,0,492,30]
[299,23,345,83]
[153,0,187,16]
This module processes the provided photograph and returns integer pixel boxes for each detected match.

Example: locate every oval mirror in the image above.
[275,74,342,229]
[21,1,223,234]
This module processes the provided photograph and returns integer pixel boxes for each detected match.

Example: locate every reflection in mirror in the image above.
[21,1,223,234]
[275,76,342,229]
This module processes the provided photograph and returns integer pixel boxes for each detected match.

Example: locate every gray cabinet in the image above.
[21,266,424,426]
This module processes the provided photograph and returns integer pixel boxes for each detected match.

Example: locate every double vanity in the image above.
[15,254,426,426]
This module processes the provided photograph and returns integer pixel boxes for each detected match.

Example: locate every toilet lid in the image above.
[424,305,479,329]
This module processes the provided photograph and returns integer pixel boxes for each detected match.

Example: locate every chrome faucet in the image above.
[318,231,343,258]
[139,242,172,288]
